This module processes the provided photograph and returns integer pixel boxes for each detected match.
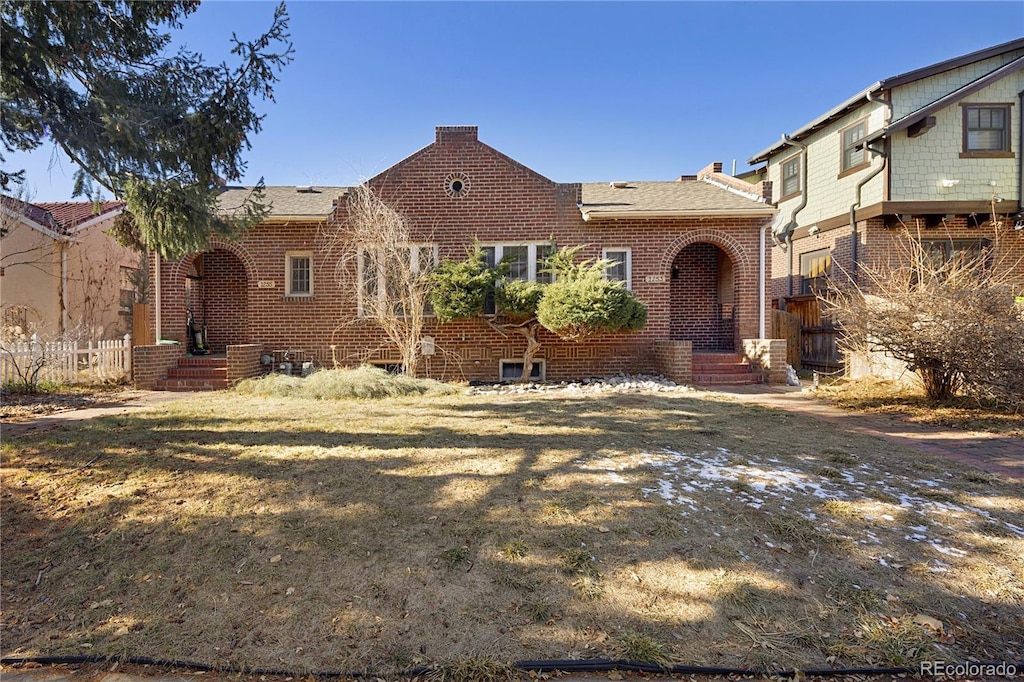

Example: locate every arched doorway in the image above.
[669,242,737,351]
[182,248,249,352]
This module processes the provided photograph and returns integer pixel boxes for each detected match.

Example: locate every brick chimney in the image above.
[436,126,479,143]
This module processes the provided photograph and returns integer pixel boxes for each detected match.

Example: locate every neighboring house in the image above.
[747,38,1024,372]
[142,125,786,388]
[1,197,140,340]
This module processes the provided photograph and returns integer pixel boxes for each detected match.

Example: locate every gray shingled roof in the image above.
[217,185,349,218]
[579,180,773,220]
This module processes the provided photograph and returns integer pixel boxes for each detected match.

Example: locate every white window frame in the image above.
[499,358,545,383]
[357,243,437,317]
[286,251,313,297]
[602,247,632,289]
[481,243,556,283]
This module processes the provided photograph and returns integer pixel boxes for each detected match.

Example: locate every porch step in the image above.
[155,355,230,391]
[691,353,764,386]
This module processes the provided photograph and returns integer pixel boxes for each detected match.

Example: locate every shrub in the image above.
[235,365,457,400]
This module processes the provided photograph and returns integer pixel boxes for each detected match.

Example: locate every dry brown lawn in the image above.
[815,377,1024,438]
[2,388,1022,677]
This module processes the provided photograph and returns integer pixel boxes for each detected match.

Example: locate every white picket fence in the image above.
[0,333,132,385]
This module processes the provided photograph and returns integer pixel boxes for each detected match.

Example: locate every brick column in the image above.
[227,343,263,384]
[133,343,185,389]
[742,338,788,384]
[653,340,693,385]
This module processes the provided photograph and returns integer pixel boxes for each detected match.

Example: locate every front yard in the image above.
[2,387,1022,676]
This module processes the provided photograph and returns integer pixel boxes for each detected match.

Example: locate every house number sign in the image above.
[258,280,276,288]
[645,275,668,284]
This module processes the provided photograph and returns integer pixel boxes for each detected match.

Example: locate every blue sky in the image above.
[8,1,1023,201]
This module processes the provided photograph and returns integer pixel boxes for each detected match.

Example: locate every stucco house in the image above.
[1,197,141,341]
[747,38,1024,372]
[138,126,787,390]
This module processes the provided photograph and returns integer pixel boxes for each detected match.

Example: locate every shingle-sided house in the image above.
[1,197,139,340]
[747,38,1024,372]
[138,126,785,389]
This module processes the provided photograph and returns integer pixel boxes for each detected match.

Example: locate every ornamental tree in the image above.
[430,245,647,382]
[1,1,293,258]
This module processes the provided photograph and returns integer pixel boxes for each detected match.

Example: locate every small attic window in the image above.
[445,172,470,198]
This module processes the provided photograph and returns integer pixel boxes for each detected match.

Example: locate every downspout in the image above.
[850,91,892,281]
[154,252,162,342]
[1017,89,1023,214]
[775,134,808,298]
[60,244,68,334]
[759,221,769,339]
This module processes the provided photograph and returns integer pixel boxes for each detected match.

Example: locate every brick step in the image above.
[155,377,231,391]
[692,363,754,374]
[692,373,764,386]
[176,356,227,368]
[166,366,229,379]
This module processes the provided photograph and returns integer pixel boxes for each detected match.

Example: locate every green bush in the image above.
[537,275,647,340]
[429,247,504,323]
[495,279,544,319]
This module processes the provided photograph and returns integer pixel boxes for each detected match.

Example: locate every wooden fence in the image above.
[771,309,801,369]
[783,295,842,372]
[1,333,132,385]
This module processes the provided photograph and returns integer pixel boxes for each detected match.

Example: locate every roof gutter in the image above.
[580,208,776,222]
[748,83,881,164]
[67,206,125,234]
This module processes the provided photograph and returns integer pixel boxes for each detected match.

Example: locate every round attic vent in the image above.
[444,172,470,198]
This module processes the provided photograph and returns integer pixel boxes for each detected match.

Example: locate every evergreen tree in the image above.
[1,1,293,258]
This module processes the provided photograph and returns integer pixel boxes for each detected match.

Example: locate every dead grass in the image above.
[2,388,1022,675]
[815,376,1024,437]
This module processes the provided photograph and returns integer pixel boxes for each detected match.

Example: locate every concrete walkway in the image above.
[1,390,203,439]
[706,384,1023,482]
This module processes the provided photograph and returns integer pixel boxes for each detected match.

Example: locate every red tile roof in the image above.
[34,201,124,232]
[2,196,124,235]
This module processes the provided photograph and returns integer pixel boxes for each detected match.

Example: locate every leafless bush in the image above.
[319,183,432,376]
[825,226,1024,406]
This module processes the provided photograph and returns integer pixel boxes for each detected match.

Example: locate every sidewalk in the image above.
[707,383,1023,482]
[1,390,202,439]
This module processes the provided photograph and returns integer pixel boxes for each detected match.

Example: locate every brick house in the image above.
[139,126,785,389]
[746,38,1024,373]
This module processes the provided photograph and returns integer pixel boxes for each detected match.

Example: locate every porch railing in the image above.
[1,333,132,385]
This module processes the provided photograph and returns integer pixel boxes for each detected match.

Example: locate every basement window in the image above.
[500,359,545,383]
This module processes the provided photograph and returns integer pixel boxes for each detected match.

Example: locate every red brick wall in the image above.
[152,128,772,382]
[133,343,185,389]
[772,216,1024,301]
[200,250,248,352]
[670,243,735,351]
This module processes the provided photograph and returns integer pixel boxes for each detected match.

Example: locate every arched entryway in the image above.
[669,242,737,351]
[181,248,249,352]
